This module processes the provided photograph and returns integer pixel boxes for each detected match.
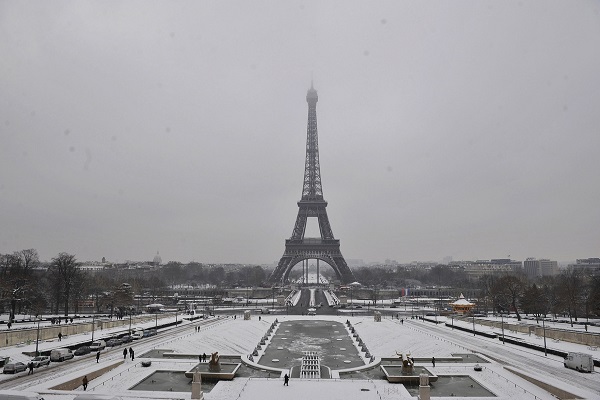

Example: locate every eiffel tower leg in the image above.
[330,255,355,284]
[270,256,293,285]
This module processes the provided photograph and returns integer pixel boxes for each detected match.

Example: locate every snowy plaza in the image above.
[1,311,599,400]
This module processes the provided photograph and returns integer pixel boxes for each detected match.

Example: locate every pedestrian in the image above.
[284,373,289,386]
[199,354,202,362]
[96,351,100,363]
[6,322,11,329]
[70,318,73,323]
[202,353,206,362]
[28,362,34,375]
[259,316,261,321]
[432,357,435,367]
[82,375,88,391]
[58,332,62,341]
[129,347,134,361]
[401,319,404,325]
[123,348,128,359]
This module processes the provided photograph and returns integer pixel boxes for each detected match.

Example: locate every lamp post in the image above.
[91,313,96,342]
[35,317,41,356]
[501,312,505,344]
[542,318,547,356]
[438,289,441,323]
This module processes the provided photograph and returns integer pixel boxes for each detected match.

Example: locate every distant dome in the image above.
[153,251,162,265]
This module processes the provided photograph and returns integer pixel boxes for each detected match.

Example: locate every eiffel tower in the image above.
[267,83,356,285]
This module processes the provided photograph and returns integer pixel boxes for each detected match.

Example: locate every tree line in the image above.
[481,269,600,326]
[344,263,600,324]
[0,249,268,320]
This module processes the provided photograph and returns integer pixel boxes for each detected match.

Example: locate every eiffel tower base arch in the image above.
[268,239,355,285]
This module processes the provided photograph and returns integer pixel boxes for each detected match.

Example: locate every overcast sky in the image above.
[1,1,599,265]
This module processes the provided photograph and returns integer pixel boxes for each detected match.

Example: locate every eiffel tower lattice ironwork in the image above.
[267,84,356,285]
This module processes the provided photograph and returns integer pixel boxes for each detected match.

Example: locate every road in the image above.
[405,317,600,395]
[0,317,224,391]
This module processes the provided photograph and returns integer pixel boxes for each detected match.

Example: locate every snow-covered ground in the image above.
[1,314,599,399]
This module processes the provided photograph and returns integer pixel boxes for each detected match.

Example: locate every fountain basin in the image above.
[380,365,438,383]
[184,362,241,380]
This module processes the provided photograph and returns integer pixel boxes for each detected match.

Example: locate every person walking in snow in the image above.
[129,347,134,361]
[123,348,128,359]
[96,351,100,363]
[284,374,289,386]
[82,375,88,391]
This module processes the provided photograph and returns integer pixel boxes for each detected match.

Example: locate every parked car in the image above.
[30,356,50,368]
[143,328,157,337]
[50,348,74,362]
[89,340,106,351]
[3,362,27,374]
[74,346,92,356]
[131,329,144,340]
[120,335,132,343]
[106,338,122,347]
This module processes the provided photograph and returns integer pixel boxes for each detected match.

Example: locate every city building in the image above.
[450,259,522,281]
[523,258,559,279]
[568,258,600,275]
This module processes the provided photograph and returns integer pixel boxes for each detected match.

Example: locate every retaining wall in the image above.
[0,315,156,348]
[456,317,600,347]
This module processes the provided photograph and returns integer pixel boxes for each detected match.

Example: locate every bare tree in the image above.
[0,250,38,320]
[48,253,81,316]
[559,267,583,327]
[492,274,526,321]
[521,283,548,322]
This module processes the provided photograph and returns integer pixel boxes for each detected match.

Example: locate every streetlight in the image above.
[35,316,41,356]
[542,318,547,356]
[501,312,505,344]
[91,314,96,342]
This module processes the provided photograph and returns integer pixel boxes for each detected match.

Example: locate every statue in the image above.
[396,351,414,374]
[208,351,221,372]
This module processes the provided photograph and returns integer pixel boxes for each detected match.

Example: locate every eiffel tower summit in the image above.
[267,83,356,285]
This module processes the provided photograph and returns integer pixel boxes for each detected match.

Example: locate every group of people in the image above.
[50,316,73,324]
[198,352,208,362]
[123,347,135,360]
